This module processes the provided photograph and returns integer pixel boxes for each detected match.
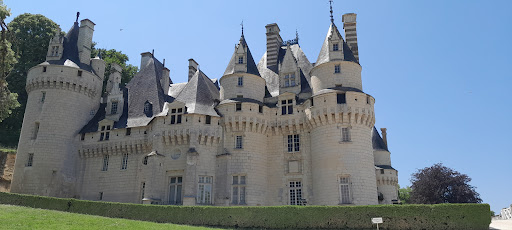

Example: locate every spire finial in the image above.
[296,29,299,42]
[76,12,80,22]
[329,0,334,23]
[241,20,244,36]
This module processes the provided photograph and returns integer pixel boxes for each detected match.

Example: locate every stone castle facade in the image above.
[11,12,399,206]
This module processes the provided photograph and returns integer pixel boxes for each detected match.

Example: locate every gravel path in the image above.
[490,219,512,230]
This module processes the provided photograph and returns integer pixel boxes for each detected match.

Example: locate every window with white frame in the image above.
[232,175,246,205]
[144,101,152,115]
[341,128,351,142]
[102,155,109,171]
[111,101,118,114]
[281,99,293,115]
[339,176,351,204]
[50,46,59,56]
[333,43,339,51]
[99,125,110,141]
[335,64,341,73]
[169,176,183,205]
[121,153,129,170]
[235,136,243,149]
[287,134,300,152]
[283,74,296,87]
[26,153,34,167]
[238,56,244,64]
[238,76,243,86]
[170,108,183,124]
[289,181,304,205]
[197,176,212,204]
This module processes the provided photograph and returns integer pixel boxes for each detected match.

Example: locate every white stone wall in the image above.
[374,150,391,166]
[310,61,363,94]
[219,73,265,101]
[376,169,398,204]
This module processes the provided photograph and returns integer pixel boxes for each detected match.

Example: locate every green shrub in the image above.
[0,192,491,229]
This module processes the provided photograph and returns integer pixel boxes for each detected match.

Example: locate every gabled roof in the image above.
[223,35,260,77]
[174,69,220,116]
[125,56,167,127]
[315,23,359,67]
[372,127,389,151]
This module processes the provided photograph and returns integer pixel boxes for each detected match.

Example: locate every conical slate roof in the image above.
[175,69,220,116]
[315,23,358,66]
[223,35,261,77]
[372,127,389,151]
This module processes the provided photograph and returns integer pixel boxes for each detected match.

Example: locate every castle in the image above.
[10,10,398,206]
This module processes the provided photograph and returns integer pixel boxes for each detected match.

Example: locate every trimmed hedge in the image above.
[0,192,490,229]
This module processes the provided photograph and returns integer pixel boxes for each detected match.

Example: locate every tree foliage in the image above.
[0,13,60,146]
[410,163,482,204]
[398,185,412,204]
[0,1,19,123]
[91,44,138,91]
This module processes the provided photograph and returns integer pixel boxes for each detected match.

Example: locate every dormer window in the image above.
[333,43,339,51]
[50,46,59,56]
[238,76,243,86]
[284,74,296,87]
[281,99,293,115]
[144,101,153,116]
[99,125,111,141]
[170,108,184,124]
[238,56,244,64]
[335,65,340,74]
[111,101,118,114]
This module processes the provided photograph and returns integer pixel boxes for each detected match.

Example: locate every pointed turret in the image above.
[220,33,265,102]
[315,23,358,66]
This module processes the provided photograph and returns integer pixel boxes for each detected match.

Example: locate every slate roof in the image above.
[372,127,389,151]
[40,22,93,72]
[173,69,220,116]
[125,55,168,127]
[375,165,396,170]
[315,23,359,67]
[223,35,261,77]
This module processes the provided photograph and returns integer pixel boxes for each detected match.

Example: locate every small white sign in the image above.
[372,217,383,224]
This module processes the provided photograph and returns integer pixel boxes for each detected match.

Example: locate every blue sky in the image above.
[5,0,512,213]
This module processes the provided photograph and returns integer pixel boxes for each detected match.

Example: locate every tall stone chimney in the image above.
[188,58,198,81]
[380,128,388,148]
[140,52,152,69]
[77,19,95,64]
[265,23,282,68]
[342,13,359,62]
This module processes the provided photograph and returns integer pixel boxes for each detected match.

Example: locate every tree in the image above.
[398,185,412,204]
[0,1,19,123]
[409,163,482,204]
[0,13,60,146]
[91,45,138,91]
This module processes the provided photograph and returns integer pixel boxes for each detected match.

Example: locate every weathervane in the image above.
[76,12,80,22]
[329,0,334,23]
[296,29,299,43]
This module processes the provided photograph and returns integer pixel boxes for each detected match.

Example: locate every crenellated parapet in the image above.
[79,139,151,158]
[162,127,222,146]
[305,104,375,129]
[376,173,399,186]
[223,115,270,134]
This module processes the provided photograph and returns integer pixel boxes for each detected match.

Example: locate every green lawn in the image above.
[0,204,225,230]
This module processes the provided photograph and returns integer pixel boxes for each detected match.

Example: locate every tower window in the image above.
[126,128,131,136]
[102,155,109,171]
[281,99,293,115]
[121,153,129,170]
[143,156,148,165]
[238,76,243,86]
[235,136,243,149]
[284,74,296,87]
[197,176,213,205]
[32,122,40,140]
[238,56,244,64]
[333,43,339,51]
[41,92,46,103]
[205,115,211,125]
[335,65,341,73]
[140,182,146,203]
[169,176,183,205]
[26,153,34,167]
[43,67,47,72]
[50,46,59,56]
[80,133,85,141]
[170,108,184,125]
[235,103,242,111]
[289,181,304,205]
[258,105,263,113]
[342,128,351,142]
[232,175,246,205]
[337,93,346,104]
[111,101,118,114]
[339,176,352,204]
[287,134,300,152]
[77,70,82,77]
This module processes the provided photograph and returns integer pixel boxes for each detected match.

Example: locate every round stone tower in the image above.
[307,21,378,205]
[10,18,104,198]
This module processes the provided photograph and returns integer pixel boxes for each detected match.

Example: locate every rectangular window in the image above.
[32,122,40,140]
[335,65,340,73]
[99,192,103,201]
[367,96,370,104]
[339,176,351,204]
[235,103,242,111]
[283,74,296,87]
[177,115,182,124]
[281,99,293,115]
[232,175,246,205]
[333,43,339,51]
[43,66,47,72]
[143,156,148,165]
[235,136,243,149]
[100,133,104,141]
[238,76,243,86]
[51,46,59,56]
[337,93,346,104]
[380,169,385,174]
[342,128,351,142]
[26,153,34,167]
[170,108,184,125]
[205,115,211,124]
[289,181,304,205]
[102,155,109,171]
[287,134,300,152]
[126,128,131,136]
[77,70,82,77]
[238,56,244,64]
[111,101,118,114]
[80,133,85,141]
[121,153,129,170]
[197,176,213,204]
[140,182,145,203]
[258,105,263,113]
[41,92,46,102]
[237,95,243,98]
[169,176,183,205]
[290,74,296,87]
[105,131,110,141]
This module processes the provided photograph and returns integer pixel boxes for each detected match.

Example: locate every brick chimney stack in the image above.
[188,58,198,82]
[342,13,359,62]
[265,23,283,68]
